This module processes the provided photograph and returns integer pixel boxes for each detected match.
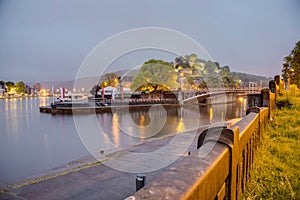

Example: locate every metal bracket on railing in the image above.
[197,126,232,149]
[246,106,261,115]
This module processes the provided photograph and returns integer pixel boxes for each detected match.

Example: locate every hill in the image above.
[232,72,273,86]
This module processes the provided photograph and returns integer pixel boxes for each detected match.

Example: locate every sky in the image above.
[0,0,299,83]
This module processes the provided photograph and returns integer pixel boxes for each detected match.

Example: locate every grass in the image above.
[242,85,300,200]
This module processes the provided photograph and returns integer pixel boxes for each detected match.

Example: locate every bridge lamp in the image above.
[238,97,246,117]
[175,66,183,102]
[174,66,183,91]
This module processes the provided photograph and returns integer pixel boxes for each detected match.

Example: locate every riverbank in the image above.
[242,87,300,199]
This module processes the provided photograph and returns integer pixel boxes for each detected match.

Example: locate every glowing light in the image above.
[209,107,213,122]
[176,118,186,133]
[112,113,120,147]
[140,115,145,126]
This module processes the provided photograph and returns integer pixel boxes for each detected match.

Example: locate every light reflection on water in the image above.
[0,97,245,186]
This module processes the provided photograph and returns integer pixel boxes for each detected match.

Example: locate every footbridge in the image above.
[182,89,249,105]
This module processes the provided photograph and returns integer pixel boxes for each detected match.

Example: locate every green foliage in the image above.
[174,54,238,89]
[282,41,300,88]
[242,91,300,200]
[131,54,239,91]
[277,85,300,109]
[276,97,292,109]
[203,60,218,74]
[131,59,178,92]
[100,73,119,88]
[5,81,15,92]
[15,81,26,95]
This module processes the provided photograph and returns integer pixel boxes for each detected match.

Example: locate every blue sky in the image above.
[0,0,299,82]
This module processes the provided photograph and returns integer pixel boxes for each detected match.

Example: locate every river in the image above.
[0,97,246,186]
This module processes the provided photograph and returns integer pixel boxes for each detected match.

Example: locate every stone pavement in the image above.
[0,128,206,200]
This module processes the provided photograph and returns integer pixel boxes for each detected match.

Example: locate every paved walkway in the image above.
[0,129,205,200]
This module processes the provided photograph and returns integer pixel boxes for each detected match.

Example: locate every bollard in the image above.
[136,174,146,191]
[51,103,57,115]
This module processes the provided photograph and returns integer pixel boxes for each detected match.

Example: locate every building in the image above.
[34,83,41,92]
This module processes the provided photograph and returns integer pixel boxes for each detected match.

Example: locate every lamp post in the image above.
[175,66,183,103]
[117,76,124,101]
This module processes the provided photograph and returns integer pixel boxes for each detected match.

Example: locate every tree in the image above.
[99,72,119,88]
[90,84,101,95]
[282,41,300,88]
[203,60,218,74]
[131,59,178,92]
[173,54,237,89]
[5,81,15,93]
[220,65,235,87]
[15,81,26,95]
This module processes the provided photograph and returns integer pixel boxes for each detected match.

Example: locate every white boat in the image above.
[51,87,91,108]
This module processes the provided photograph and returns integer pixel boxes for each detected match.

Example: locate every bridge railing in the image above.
[129,77,279,200]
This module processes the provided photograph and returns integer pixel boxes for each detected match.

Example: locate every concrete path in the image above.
[0,128,207,200]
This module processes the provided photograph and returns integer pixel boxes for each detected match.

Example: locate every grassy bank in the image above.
[242,86,300,200]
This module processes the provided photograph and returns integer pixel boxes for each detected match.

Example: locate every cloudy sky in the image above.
[0,0,299,83]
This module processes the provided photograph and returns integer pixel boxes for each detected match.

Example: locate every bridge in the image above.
[182,90,248,105]
[180,80,272,105]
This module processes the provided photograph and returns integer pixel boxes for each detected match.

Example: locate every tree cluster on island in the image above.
[90,54,242,97]
[130,54,240,94]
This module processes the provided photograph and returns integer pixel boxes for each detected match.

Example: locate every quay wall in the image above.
[40,92,247,115]
[39,104,181,115]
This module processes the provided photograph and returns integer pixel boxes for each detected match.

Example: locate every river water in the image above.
[0,97,246,186]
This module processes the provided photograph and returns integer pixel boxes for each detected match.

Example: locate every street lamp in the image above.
[175,66,183,103]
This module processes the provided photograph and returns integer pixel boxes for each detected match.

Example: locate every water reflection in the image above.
[97,103,245,149]
[0,98,88,186]
[209,107,213,123]
[176,117,186,133]
[112,113,120,147]
[0,98,245,186]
